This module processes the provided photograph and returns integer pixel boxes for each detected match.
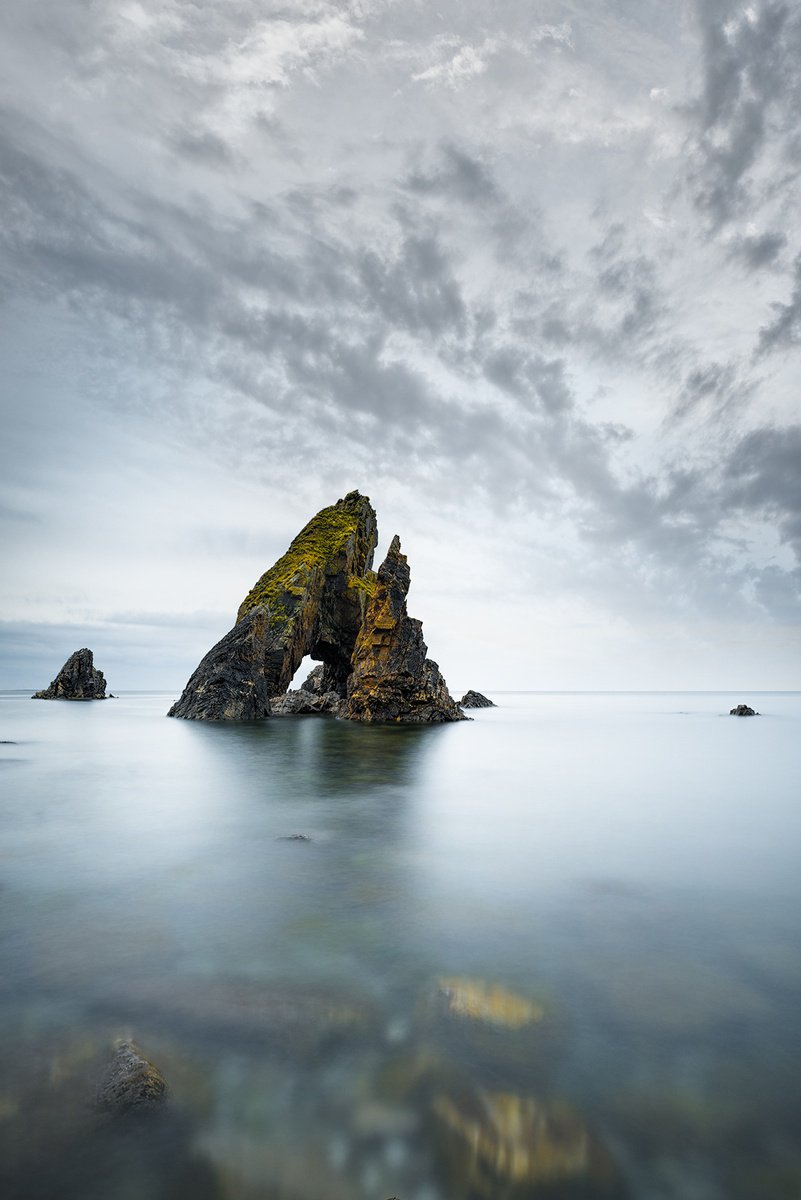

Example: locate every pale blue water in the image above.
[0,691,800,1199]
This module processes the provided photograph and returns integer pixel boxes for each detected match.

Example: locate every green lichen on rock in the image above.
[347,570,378,598]
[237,496,371,624]
[345,535,466,724]
[169,491,378,719]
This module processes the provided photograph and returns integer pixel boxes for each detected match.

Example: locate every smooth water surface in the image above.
[1,691,800,1199]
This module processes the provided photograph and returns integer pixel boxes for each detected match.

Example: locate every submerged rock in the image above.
[345,536,466,724]
[33,648,108,701]
[730,703,759,716]
[96,1040,167,1114]
[425,977,561,1086]
[460,690,496,709]
[431,1087,624,1198]
[169,491,377,720]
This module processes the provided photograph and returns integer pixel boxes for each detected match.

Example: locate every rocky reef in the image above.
[33,648,108,700]
[345,536,466,724]
[730,703,759,716]
[460,690,496,708]
[170,493,464,724]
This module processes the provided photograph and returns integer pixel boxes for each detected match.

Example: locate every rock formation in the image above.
[96,1040,167,1114]
[33,648,108,700]
[345,536,466,724]
[270,689,344,716]
[169,491,377,720]
[460,690,495,709]
[168,606,274,720]
[730,703,758,716]
[169,493,465,724]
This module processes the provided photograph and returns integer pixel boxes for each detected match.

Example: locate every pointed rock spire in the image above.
[33,648,108,700]
[345,536,466,724]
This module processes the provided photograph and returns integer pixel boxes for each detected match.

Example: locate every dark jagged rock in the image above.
[270,689,344,716]
[730,703,759,716]
[300,662,343,696]
[345,536,466,724]
[460,690,495,709]
[32,648,107,700]
[96,1040,167,1114]
[169,492,377,721]
[168,606,273,720]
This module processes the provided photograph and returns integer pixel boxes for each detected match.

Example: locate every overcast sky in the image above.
[1,0,799,692]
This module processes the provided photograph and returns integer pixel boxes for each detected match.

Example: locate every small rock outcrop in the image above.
[730,703,759,716]
[345,536,465,724]
[33,648,108,700]
[169,492,377,720]
[96,1041,167,1114]
[460,690,495,709]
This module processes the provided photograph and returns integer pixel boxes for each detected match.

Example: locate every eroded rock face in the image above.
[345,536,465,724]
[33,648,107,700]
[169,492,377,720]
[270,689,344,716]
[168,606,273,720]
[460,690,495,708]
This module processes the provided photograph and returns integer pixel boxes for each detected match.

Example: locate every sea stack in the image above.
[169,491,378,720]
[460,690,496,708]
[32,649,108,700]
[345,535,466,724]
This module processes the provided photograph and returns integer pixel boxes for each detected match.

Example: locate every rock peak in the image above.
[170,493,378,719]
[345,539,465,724]
[33,648,108,701]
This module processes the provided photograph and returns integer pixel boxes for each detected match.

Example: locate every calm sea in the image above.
[0,690,799,1199]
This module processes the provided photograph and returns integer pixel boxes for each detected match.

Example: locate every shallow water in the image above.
[1,690,800,1199]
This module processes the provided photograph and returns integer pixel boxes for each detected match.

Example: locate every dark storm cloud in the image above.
[688,1,800,228]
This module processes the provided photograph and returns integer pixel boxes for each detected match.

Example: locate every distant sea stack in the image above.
[169,492,464,724]
[345,536,466,724]
[32,648,108,700]
[730,703,759,716]
[460,690,496,709]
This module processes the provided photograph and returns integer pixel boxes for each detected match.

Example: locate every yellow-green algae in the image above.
[237,496,369,624]
[347,570,377,598]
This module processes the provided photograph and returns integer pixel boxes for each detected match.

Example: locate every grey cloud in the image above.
[670,360,749,424]
[757,252,801,353]
[169,127,237,166]
[405,142,499,206]
[688,1,798,227]
[723,424,801,559]
[727,229,786,269]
